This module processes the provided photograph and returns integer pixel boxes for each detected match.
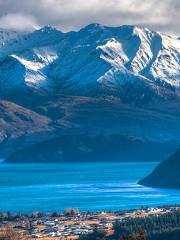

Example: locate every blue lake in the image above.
[0,162,180,212]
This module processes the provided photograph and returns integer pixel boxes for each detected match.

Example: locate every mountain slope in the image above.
[0,100,57,157]
[0,24,179,101]
[5,135,178,163]
[0,28,22,50]
[0,26,63,93]
[139,149,180,189]
[2,95,180,162]
[0,24,180,163]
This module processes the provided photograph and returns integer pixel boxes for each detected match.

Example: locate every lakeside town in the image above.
[0,206,179,240]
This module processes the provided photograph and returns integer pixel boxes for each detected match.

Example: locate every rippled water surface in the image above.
[0,162,180,212]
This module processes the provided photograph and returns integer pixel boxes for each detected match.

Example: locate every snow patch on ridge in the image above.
[0,24,179,96]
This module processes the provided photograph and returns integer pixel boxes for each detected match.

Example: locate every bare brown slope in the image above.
[0,100,56,157]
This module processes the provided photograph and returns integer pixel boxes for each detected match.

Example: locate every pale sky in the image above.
[0,0,179,35]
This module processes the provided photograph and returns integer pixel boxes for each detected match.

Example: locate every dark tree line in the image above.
[79,210,180,240]
[113,210,180,240]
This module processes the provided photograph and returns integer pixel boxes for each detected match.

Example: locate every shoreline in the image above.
[0,204,180,215]
[0,205,179,239]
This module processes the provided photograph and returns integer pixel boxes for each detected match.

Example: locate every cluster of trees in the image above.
[79,228,107,240]
[113,210,180,240]
[79,228,147,240]
[79,210,180,240]
[113,224,147,240]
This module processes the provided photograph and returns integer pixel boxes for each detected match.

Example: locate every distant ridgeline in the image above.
[139,148,180,189]
[0,24,180,163]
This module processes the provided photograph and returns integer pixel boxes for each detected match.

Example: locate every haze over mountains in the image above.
[0,24,180,163]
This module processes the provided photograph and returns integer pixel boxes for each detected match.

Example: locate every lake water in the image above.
[0,162,180,213]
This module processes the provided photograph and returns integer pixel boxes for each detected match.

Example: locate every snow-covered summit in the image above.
[0,24,179,100]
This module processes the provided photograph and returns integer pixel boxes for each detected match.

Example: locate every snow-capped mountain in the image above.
[0,24,180,163]
[0,24,179,101]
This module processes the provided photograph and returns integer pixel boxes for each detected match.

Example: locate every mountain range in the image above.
[0,24,180,163]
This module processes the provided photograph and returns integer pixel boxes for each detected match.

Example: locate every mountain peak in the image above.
[37,25,62,34]
[81,23,106,32]
[0,23,179,100]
